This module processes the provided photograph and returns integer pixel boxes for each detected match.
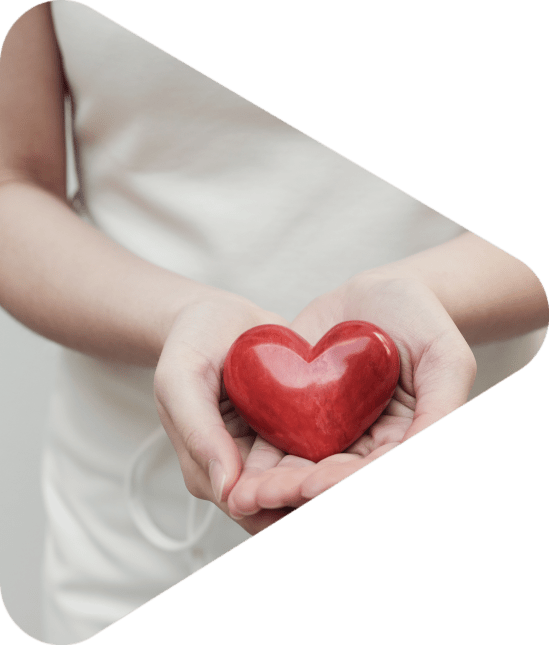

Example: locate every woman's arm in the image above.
[227,235,548,518]
[0,5,217,367]
[356,230,548,346]
[0,5,289,532]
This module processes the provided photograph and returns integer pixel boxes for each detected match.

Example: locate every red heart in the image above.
[223,321,400,462]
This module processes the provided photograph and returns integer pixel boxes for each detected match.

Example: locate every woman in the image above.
[0,3,546,642]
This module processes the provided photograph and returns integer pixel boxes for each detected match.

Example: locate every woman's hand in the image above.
[227,274,477,518]
[153,290,293,534]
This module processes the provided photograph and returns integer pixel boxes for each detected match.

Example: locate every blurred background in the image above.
[0,96,77,642]
[0,310,58,641]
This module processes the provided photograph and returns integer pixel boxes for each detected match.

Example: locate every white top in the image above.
[53,3,466,316]
[43,3,543,643]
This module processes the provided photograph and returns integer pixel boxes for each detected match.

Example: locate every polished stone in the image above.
[223,321,400,462]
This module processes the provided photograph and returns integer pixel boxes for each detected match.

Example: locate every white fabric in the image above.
[43,2,543,643]
[123,425,217,552]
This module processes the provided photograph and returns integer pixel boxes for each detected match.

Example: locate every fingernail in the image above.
[229,509,244,520]
[208,459,226,504]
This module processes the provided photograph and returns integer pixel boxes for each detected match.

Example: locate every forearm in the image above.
[0,179,216,366]
[358,231,548,344]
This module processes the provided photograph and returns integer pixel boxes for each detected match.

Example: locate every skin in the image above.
[228,276,478,517]
[1,5,548,535]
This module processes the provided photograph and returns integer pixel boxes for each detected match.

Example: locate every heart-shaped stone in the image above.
[223,321,400,462]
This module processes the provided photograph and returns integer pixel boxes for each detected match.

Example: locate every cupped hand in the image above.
[227,274,477,519]
[153,289,291,534]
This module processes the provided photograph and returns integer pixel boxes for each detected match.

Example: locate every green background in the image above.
[0,0,549,645]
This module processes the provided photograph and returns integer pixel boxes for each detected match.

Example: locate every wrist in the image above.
[343,269,437,307]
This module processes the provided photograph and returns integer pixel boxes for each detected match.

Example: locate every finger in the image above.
[234,453,356,514]
[227,436,285,518]
[403,337,477,441]
[368,414,411,447]
[155,360,242,505]
[238,454,345,513]
[228,439,318,517]
[301,443,399,499]
[220,402,252,439]
[241,435,286,475]
[255,462,317,510]
[179,445,291,534]
[179,469,290,535]
[231,467,310,515]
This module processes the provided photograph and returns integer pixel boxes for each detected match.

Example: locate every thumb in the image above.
[154,364,242,504]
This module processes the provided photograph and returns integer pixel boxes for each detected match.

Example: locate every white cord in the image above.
[124,426,216,552]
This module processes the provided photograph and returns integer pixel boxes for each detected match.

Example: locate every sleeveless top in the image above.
[43,2,543,643]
